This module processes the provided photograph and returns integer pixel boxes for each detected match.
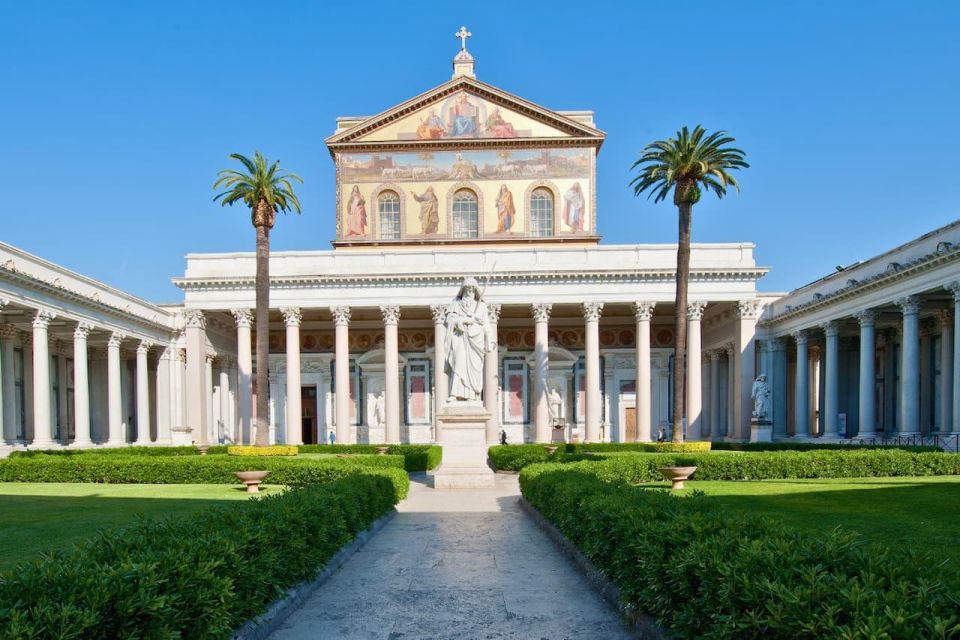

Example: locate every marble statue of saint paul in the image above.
[443,277,495,402]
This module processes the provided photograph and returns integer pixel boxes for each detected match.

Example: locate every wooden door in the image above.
[301,386,317,445]
[624,407,638,442]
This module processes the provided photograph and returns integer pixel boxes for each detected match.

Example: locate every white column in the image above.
[855,311,877,438]
[219,361,231,445]
[485,303,501,443]
[583,302,604,443]
[685,301,706,440]
[938,310,953,434]
[430,304,447,443]
[821,320,840,438]
[282,307,303,446]
[950,283,960,434]
[155,346,171,444]
[532,303,552,442]
[633,302,655,442]
[381,305,401,444]
[724,343,736,438]
[71,323,93,447]
[205,352,215,444]
[898,296,921,435]
[733,300,760,439]
[107,331,124,445]
[0,324,17,444]
[708,351,721,440]
[231,309,253,444]
[771,339,788,440]
[331,305,352,444]
[135,341,151,444]
[30,310,57,447]
[184,310,208,446]
[55,345,68,441]
[174,347,186,432]
[793,331,809,438]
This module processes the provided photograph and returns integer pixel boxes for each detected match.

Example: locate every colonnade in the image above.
[226,299,762,444]
[762,286,960,439]
[0,305,184,447]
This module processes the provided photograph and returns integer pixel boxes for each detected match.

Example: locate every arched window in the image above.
[530,188,554,237]
[378,191,401,240]
[452,189,479,239]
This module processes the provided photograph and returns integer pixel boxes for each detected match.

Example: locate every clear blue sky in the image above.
[3,1,958,302]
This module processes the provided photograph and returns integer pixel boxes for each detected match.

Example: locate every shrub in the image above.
[520,462,960,639]
[9,445,228,458]
[227,445,298,457]
[298,444,442,472]
[581,449,960,482]
[569,441,712,454]
[0,455,409,498]
[0,471,407,639]
[490,444,960,476]
[711,441,939,453]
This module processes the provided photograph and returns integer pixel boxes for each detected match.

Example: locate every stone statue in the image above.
[548,386,563,423]
[751,374,771,421]
[374,391,385,428]
[443,276,495,402]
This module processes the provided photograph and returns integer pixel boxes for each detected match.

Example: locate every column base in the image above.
[170,426,193,446]
[28,439,60,450]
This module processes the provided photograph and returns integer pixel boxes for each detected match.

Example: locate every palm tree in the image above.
[630,126,747,442]
[214,151,302,446]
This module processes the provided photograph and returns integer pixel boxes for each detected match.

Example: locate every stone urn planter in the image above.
[657,466,697,490]
[376,446,390,455]
[197,445,209,456]
[234,470,270,494]
[543,445,559,455]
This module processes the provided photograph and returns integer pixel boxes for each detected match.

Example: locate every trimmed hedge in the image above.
[227,445,298,457]
[520,462,960,639]
[9,445,229,458]
[0,470,407,639]
[298,444,442,472]
[0,455,409,496]
[569,441,712,453]
[580,449,960,481]
[488,442,710,471]
[712,441,940,453]
[489,443,960,476]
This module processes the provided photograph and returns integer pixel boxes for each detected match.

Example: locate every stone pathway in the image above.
[268,473,633,639]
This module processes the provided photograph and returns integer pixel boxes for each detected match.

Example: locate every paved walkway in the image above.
[268,473,633,639]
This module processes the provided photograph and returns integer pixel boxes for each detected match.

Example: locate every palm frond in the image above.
[213,150,304,221]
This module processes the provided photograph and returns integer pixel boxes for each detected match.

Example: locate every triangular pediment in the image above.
[326,77,604,147]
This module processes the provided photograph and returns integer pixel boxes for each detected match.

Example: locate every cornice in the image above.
[173,267,768,292]
[1,263,174,333]
[329,137,602,155]
[761,244,960,326]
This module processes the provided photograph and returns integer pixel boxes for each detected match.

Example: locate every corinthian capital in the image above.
[380,305,401,326]
[74,322,94,340]
[184,309,206,329]
[231,308,253,328]
[736,299,762,320]
[32,308,56,329]
[281,307,302,328]
[531,303,552,323]
[632,301,655,322]
[430,304,447,325]
[487,303,501,324]
[330,305,351,326]
[582,302,604,322]
[896,296,920,315]
[686,301,707,321]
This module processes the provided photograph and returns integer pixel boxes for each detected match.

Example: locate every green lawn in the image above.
[0,483,281,569]
[674,476,960,562]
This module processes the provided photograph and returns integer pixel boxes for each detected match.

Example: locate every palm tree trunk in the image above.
[254,223,270,446]
[672,201,693,443]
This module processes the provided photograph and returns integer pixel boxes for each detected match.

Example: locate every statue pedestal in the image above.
[750,417,773,442]
[170,426,193,446]
[433,401,495,489]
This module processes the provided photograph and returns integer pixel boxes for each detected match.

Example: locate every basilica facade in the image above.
[1,38,958,452]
